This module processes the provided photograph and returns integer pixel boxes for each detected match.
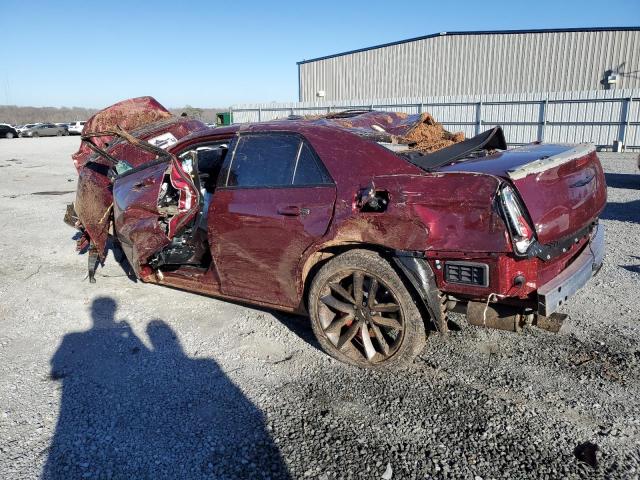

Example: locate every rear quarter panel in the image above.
[284,124,511,284]
[373,173,510,253]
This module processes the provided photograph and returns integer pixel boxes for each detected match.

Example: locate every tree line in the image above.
[0,105,224,125]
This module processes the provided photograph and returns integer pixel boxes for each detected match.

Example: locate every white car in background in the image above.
[68,121,86,135]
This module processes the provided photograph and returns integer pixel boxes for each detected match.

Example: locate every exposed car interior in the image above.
[149,141,230,270]
[148,133,334,272]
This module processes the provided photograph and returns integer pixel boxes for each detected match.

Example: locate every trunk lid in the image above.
[438,143,607,244]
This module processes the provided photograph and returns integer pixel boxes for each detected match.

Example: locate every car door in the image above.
[111,156,200,274]
[210,132,336,308]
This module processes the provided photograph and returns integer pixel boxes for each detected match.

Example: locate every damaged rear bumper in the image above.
[537,223,605,316]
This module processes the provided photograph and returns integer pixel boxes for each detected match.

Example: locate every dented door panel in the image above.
[113,158,200,273]
[210,186,335,307]
[113,161,171,272]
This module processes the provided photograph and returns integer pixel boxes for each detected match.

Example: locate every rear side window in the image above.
[227,135,299,187]
[224,134,332,188]
[293,142,332,186]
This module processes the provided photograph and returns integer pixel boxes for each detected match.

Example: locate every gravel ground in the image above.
[0,137,639,479]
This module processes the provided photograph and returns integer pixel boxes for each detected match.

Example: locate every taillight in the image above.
[500,185,535,255]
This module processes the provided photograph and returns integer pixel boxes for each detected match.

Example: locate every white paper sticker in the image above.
[147,132,178,150]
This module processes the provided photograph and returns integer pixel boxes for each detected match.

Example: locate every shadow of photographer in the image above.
[43,297,289,479]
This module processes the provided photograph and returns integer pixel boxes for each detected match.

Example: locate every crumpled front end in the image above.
[72,96,173,171]
[66,97,207,279]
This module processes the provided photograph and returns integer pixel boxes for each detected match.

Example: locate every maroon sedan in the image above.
[67,97,606,368]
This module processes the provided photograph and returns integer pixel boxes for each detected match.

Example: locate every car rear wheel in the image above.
[56,130,62,136]
[32,132,39,138]
[5,132,14,139]
[308,249,426,369]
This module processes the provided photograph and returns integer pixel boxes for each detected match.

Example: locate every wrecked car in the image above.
[66,96,606,368]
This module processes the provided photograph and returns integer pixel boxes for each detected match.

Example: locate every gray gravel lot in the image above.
[0,136,639,479]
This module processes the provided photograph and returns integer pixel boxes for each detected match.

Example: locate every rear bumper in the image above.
[537,224,605,316]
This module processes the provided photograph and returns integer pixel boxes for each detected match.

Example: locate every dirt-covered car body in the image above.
[69,97,606,355]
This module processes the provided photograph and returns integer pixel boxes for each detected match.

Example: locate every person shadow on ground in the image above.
[43,297,290,479]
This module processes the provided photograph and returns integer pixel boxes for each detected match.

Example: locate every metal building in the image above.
[297,27,640,102]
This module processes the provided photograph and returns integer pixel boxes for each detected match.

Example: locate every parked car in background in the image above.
[17,123,40,134]
[0,124,19,139]
[20,123,68,137]
[68,121,86,135]
[67,96,607,368]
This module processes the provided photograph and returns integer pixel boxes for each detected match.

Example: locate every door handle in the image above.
[277,206,310,217]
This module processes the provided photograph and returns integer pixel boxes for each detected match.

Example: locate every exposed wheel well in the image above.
[300,244,385,311]
[300,244,437,333]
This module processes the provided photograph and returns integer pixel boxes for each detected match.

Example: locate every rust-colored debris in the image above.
[334,119,354,128]
[404,113,465,153]
[87,99,172,136]
[309,110,465,154]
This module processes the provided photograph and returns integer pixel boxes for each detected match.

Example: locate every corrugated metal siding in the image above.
[299,30,640,101]
[230,89,640,150]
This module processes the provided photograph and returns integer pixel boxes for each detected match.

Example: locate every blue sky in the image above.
[1,0,638,108]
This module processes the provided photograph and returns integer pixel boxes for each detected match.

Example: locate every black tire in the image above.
[56,130,62,136]
[5,132,14,139]
[32,132,39,138]
[308,249,426,369]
